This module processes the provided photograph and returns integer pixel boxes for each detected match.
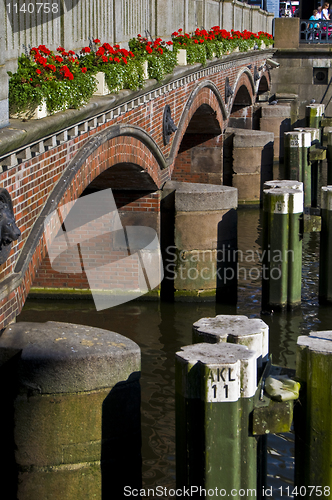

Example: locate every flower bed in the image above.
[8,27,273,119]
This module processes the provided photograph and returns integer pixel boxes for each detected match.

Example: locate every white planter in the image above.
[142,60,149,80]
[260,41,266,50]
[177,49,187,66]
[232,46,240,53]
[93,71,110,96]
[10,99,48,120]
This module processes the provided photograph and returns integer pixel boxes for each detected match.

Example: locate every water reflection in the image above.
[17,207,332,498]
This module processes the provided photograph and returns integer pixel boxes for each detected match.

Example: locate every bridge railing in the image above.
[300,19,332,44]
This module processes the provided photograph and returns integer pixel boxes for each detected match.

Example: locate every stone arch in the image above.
[13,125,166,313]
[228,69,255,129]
[170,81,226,183]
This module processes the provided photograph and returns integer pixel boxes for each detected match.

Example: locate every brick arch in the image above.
[11,125,166,320]
[229,68,255,112]
[169,81,226,179]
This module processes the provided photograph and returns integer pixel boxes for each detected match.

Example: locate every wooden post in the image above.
[319,186,332,303]
[295,331,332,493]
[262,188,303,310]
[176,342,257,498]
[192,314,269,371]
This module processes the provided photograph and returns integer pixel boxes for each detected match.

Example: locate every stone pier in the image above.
[161,181,238,302]
[0,321,141,499]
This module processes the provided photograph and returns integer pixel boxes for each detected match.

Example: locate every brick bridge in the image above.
[0,49,274,329]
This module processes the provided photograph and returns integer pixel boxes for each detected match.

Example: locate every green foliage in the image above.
[186,44,207,65]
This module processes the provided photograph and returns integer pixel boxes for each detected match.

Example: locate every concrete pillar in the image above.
[175,342,257,495]
[260,104,292,162]
[295,331,332,491]
[319,186,332,304]
[262,188,303,310]
[225,128,274,204]
[161,181,238,303]
[0,321,141,499]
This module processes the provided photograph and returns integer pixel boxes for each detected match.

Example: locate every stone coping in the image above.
[0,49,275,160]
[0,321,141,393]
[162,180,238,211]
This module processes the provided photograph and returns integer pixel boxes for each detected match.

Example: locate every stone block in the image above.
[232,172,261,203]
[229,127,274,148]
[0,322,141,394]
[164,181,238,212]
[175,210,229,250]
[17,462,101,500]
[261,104,292,118]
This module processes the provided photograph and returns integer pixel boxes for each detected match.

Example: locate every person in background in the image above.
[309,9,320,28]
[322,2,330,19]
[317,6,323,18]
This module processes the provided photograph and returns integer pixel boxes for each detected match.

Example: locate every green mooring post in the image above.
[192,314,269,371]
[0,321,142,500]
[295,331,332,495]
[296,130,312,207]
[284,131,303,181]
[326,130,332,184]
[319,186,332,303]
[306,103,324,132]
[175,342,257,499]
[262,188,303,310]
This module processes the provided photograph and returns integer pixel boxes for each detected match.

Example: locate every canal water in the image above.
[17,206,331,498]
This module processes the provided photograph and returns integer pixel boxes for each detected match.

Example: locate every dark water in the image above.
[17,207,332,498]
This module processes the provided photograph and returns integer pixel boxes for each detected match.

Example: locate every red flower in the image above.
[68,50,75,55]
[81,47,91,53]
[94,39,101,44]
[36,69,42,74]
[102,55,108,62]
[57,46,65,52]
[96,47,105,56]
[122,57,127,64]
[81,67,87,73]
[114,57,120,63]
[55,55,63,63]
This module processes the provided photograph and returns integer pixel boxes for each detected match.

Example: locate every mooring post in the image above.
[295,331,332,492]
[319,186,332,303]
[192,314,269,372]
[262,188,303,309]
[306,103,324,132]
[288,129,312,207]
[284,131,303,181]
[264,180,303,191]
[175,342,257,498]
[0,321,142,499]
[326,130,332,185]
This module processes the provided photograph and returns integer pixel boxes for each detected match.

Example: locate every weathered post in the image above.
[0,321,142,500]
[192,314,269,371]
[319,186,332,303]
[262,188,303,309]
[326,130,332,184]
[175,342,257,498]
[295,331,332,494]
[306,103,324,132]
[284,131,303,181]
